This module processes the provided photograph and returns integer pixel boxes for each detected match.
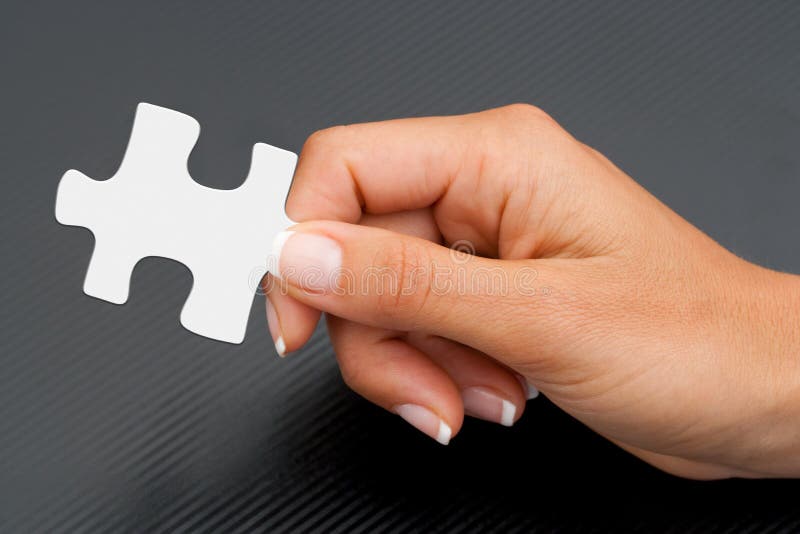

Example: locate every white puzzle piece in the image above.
[55,103,297,344]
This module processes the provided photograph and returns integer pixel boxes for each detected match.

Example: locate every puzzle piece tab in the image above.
[55,103,297,343]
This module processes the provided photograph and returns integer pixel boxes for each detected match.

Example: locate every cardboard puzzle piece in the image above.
[55,103,297,343]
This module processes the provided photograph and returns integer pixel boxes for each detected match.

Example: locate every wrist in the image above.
[727,266,800,476]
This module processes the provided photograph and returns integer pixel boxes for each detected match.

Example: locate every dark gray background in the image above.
[2,1,799,532]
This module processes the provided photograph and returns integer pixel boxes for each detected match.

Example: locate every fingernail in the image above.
[265,297,287,357]
[515,373,540,400]
[394,404,451,445]
[462,387,517,427]
[269,231,293,281]
[271,230,341,292]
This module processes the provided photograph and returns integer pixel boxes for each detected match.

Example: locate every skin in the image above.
[262,104,800,479]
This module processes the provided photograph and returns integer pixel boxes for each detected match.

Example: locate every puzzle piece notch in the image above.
[55,103,297,343]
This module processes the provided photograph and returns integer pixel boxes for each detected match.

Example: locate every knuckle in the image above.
[302,129,327,154]
[502,102,541,116]
[291,125,361,221]
[495,103,561,139]
[302,124,353,154]
[501,103,553,124]
[372,240,433,320]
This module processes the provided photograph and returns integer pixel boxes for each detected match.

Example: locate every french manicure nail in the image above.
[265,297,286,357]
[271,230,342,291]
[270,231,293,281]
[462,387,517,427]
[394,404,451,445]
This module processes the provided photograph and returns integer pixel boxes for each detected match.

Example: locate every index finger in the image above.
[285,112,481,222]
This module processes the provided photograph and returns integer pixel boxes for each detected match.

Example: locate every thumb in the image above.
[270,220,570,362]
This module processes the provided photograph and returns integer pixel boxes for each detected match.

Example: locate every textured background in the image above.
[2,1,799,531]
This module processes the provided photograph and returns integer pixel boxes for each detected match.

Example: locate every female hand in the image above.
[263,104,800,479]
